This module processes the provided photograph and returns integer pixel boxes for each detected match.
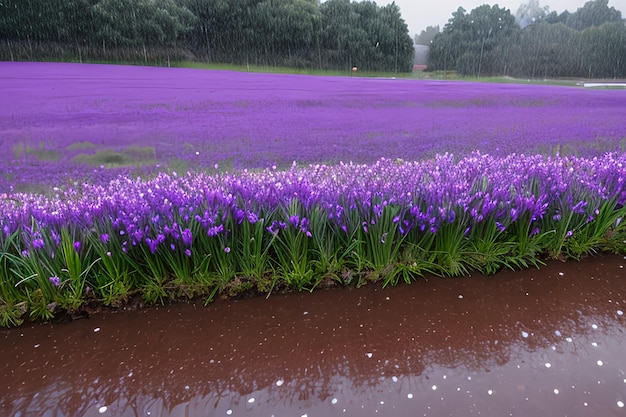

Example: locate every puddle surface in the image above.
[2,255,626,417]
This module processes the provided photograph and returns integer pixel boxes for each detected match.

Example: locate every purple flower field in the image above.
[1,62,625,192]
[0,62,625,326]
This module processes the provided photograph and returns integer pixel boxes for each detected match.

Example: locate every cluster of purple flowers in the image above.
[1,152,625,261]
[2,63,626,193]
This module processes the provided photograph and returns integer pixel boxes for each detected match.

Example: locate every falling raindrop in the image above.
[597,360,603,366]
[93,327,101,333]
[98,406,107,414]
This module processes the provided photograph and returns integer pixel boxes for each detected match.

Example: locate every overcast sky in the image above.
[375,0,626,36]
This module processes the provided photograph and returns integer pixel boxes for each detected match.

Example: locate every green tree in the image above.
[414,25,440,45]
[511,22,579,78]
[320,0,413,72]
[579,21,626,78]
[253,0,320,66]
[93,0,195,47]
[565,0,622,30]
[0,0,93,42]
[428,4,519,76]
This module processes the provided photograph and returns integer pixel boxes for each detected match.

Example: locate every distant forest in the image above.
[426,0,626,78]
[0,0,624,78]
[0,0,415,72]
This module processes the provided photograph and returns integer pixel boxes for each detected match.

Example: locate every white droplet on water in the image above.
[392,376,398,382]
[545,363,552,368]
[617,310,623,316]
[617,401,624,408]
[555,330,562,337]
[597,360,604,366]
[98,406,107,414]
[458,294,463,299]
[592,324,598,329]
[331,398,338,405]
[407,393,413,399]
[521,331,529,338]
[226,410,233,415]
[554,389,560,395]
[566,337,573,343]
[431,385,437,391]
[592,342,598,347]
[247,398,255,404]
[488,389,493,395]
[366,352,373,358]
[276,379,284,386]
[93,327,101,333]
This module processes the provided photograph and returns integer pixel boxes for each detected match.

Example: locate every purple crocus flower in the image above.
[74,241,81,252]
[182,228,193,246]
[32,238,45,249]
[100,233,109,244]
[145,237,159,254]
[49,276,60,287]
[289,215,300,228]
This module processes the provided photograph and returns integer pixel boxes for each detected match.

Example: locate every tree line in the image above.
[427,0,626,78]
[0,0,415,72]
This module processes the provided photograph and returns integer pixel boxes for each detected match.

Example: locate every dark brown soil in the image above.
[1,254,625,417]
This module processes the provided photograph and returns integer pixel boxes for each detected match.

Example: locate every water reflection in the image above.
[1,255,625,417]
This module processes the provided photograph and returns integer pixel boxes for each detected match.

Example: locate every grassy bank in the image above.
[1,154,625,327]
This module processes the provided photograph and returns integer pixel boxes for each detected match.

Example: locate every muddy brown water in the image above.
[2,255,626,417]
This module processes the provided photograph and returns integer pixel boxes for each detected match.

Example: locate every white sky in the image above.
[375,0,626,36]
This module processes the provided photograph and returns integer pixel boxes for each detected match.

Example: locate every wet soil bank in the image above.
[1,255,626,417]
